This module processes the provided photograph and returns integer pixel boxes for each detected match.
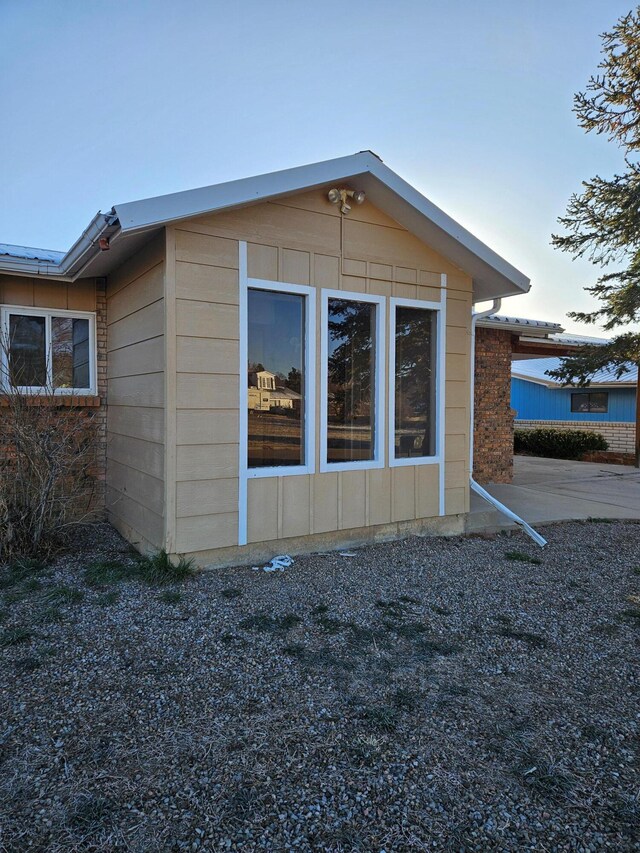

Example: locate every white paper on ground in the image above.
[252,555,294,573]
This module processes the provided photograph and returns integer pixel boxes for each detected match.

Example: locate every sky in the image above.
[0,0,635,336]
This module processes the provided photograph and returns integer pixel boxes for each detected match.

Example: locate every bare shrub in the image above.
[0,336,99,559]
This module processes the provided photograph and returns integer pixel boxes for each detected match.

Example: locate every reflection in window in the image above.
[326,298,375,463]
[571,391,608,413]
[394,306,436,459]
[52,317,90,389]
[8,315,46,387]
[247,289,305,468]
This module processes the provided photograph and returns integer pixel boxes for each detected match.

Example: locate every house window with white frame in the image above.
[247,287,307,469]
[1,306,97,395]
[391,304,438,461]
[320,291,385,472]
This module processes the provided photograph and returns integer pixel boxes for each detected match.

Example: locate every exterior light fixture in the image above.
[327,187,366,215]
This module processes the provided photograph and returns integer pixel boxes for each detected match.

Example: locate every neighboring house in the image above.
[512,357,638,454]
[0,152,534,567]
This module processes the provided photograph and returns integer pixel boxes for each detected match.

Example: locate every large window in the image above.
[1,307,96,394]
[321,291,384,471]
[571,391,608,414]
[247,287,310,471]
[391,302,438,463]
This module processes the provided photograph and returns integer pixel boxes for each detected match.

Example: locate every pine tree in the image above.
[550,8,640,387]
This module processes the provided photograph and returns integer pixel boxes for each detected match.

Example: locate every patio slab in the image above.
[468,455,640,533]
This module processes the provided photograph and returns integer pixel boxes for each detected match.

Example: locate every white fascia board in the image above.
[113,152,530,300]
[511,372,557,388]
[113,153,380,233]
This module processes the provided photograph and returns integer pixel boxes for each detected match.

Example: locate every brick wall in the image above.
[473,327,514,484]
[515,419,635,454]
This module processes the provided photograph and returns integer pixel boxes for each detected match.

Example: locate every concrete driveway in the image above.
[469,455,640,532]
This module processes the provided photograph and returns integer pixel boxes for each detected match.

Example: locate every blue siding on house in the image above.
[512,377,636,423]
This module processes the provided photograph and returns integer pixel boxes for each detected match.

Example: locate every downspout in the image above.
[470,299,547,547]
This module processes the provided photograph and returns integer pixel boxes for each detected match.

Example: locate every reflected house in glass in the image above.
[0,152,533,567]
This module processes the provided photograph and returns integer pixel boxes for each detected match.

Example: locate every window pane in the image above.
[327,298,375,463]
[248,289,304,468]
[52,317,90,388]
[394,306,437,458]
[9,314,46,387]
[571,393,589,413]
[589,392,608,413]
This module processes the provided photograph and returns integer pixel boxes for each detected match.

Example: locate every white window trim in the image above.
[320,288,385,473]
[239,274,316,483]
[0,304,97,396]
[388,295,445,469]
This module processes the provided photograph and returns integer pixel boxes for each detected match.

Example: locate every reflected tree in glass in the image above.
[394,307,436,458]
[327,298,375,463]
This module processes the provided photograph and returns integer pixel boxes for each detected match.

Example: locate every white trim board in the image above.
[319,289,386,473]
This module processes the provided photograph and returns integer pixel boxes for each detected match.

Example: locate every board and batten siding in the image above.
[106,233,166,551]
[163,190,472,564]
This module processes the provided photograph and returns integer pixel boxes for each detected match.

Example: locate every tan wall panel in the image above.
[446,407,468,436]
[395,266,418,284]
[107,433,164,480]
[176,336,239,375]
[32,281,68,309]
[176,477,238,518]
[446,352,469,380]
[415,464,440,519]
[176,374,238,409]
[282,249,310,285]
[108,232,165,297]
[193,202,341,255]
[175,230,238,268]
[0,276,96,312]
[392,282,417,299]
[392,466,415,522]
[446,380,468,409]
[344,218,457,271]
[175,513,238,552]
[445,459,467,489]
[108,337,164,379]
[108,300,164,351]
[447,298,471,327]
[108,405,164,443]
[107,458,164,516]
[445,486,467,515]
[313,254,340,289]
[342,275,366,293]
[106,486,164,549]
[247,478,278,544]
[340,470,366,530]
[175,262,238,304]
[343,258,367,277]
[176,299,238,340]
[68,282,97,311]
[312,473,339,533]
[248,242,278,280]
[177,443,238,481]
[368,467,392,526]
[108,372,164,408]
[108,263,164,324]
[281,476,311,539]
[446,326,470,356]
[177,408,239,445]
[445,433,468,463]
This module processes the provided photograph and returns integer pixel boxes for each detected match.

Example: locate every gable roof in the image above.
[512,357,638,388]
[0,152,530,301]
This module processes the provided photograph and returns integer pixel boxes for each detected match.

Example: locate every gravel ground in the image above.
[1,521,639,852]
